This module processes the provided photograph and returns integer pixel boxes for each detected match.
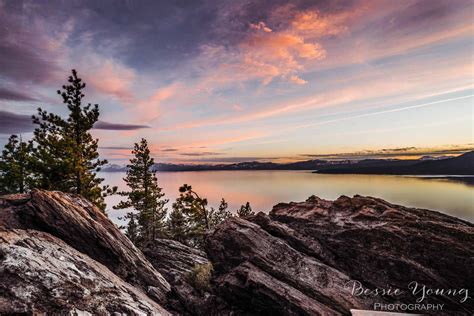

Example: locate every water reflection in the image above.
[100,171,474,224]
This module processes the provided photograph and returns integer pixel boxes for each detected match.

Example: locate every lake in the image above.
[100,171,474,225]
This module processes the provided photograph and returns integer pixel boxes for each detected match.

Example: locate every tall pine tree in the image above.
[31,69,109,209]
[114,138,168,246]
[0,135,35,194]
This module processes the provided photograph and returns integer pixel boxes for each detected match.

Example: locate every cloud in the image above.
[0,111,33,134]
[289,10,348,36]
[239,29,326,84]
[93,121,150,130]
[249,22,272,33]
[179,156,279,163]
[133,83,180,120]
[0,88,37,101]
[0,110,149,134]
[179,152,224,156]
[161,148,178,152]
[99,146,133,150]
[82,59,136,103]
[0,3,63,84]
[194,7,331,88]
[300,144,474,160]
[289,75,307,85]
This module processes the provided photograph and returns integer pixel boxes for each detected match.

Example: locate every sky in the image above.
[0,0,473,164]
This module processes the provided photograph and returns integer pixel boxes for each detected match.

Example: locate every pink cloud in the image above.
[134,83,180,120]
[192,5,357,89]
[289,75,308,85]
[84,59,135,103]
[158,49,474,133]
[249,21,272,33]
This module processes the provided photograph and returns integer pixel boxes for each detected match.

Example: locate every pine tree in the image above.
[31,69,110,209]
[237,202,255,217]
[167,208,188,244]
[171,185,231,248]
[209,198,232,227]
[114,138,168,246]
[124,212,140,244]
[0,135,35,194]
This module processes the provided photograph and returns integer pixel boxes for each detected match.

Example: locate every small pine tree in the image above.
[171,185,231,248]
[31,69,110,209]
[171,184,208,247]
[114,138,168,246]
[124,212,140,245]
[237,202,255,217]
[168,208,188,244]
[0,135,35,194]
[209,198,232,227]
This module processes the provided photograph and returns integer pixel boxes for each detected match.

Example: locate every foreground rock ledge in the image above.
[1,190,473,315]
[206,195,474,315]
[0,190,170,314]
[0,229,169,315]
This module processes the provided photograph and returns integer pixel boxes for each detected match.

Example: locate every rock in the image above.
[0,228,170,315]
[2,190,472,315]
[206,195,474,315]
[143,238,209,283]
[143,239,237,315]
[0,190,171,304]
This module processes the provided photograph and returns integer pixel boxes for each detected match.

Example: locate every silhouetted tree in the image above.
[237,202,255,217]
[167,208,188,244]
[171,184,231,248]
[31,69,111,209]
[114,138,168,246]
[0,135,35,194]
[209,198,232,227]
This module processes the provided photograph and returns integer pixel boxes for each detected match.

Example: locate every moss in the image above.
[188,262,213,292]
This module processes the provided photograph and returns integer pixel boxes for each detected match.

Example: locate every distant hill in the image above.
[101,152,473,175]
[315,151,474,175]
[102,159,335,172]
[151,159,330,171]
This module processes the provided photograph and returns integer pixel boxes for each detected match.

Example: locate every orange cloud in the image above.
[237,20,326,85]
[289,75,308,85]
[249,21,272,33]
[192,5,362,88]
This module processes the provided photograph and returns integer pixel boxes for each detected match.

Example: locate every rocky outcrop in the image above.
[143,238,209,283]
[0,228,169,315]
[0,190,170,303]
[206,195,474,315]
[1,190,472,315]
[143,239,236,315]
[0,190,171,314]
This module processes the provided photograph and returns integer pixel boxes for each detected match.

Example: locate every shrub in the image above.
[188,263,213,292]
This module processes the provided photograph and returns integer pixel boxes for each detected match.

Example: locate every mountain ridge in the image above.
[101,152,473,174]
[315,150,474,175]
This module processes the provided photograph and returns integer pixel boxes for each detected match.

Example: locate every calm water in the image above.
[100,171,474,225]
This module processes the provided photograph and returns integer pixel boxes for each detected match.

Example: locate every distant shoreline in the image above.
[102,151,474,174]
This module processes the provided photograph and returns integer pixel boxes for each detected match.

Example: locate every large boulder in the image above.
[0,228,169,315]
[143,239,236,315]
[206,195,474,315]
[0,190,170,303]
[143,238,209,283]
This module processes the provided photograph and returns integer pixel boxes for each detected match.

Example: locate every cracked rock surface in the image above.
[0,228,169,315]
[206,195,474,315]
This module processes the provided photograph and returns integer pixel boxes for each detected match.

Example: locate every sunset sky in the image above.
[0,0,473,163]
